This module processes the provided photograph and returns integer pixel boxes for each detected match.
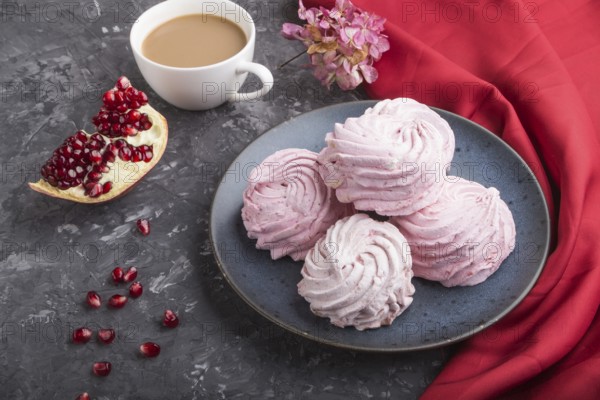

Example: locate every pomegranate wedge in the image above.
[29,77,168,203]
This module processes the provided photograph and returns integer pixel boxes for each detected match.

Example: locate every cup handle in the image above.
[227,61,274,102]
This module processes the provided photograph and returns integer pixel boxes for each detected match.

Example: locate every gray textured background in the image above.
[0,0,454,398]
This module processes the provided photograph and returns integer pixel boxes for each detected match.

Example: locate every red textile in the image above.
[304,0,600,398]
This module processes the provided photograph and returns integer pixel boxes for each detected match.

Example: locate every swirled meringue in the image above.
[298,214,415,330]
[242,148,352,261]
[391,178,516,287]
[318,99,455,216]
[365,98,455,164]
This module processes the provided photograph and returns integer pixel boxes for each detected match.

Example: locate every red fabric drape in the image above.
[304,1,600,398]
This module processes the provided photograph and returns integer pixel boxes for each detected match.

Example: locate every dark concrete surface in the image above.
[0,1,454,398]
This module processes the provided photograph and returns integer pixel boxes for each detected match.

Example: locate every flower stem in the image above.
[278,50,307,70]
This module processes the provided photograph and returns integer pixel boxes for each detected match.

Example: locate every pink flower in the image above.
[280,0,389,91]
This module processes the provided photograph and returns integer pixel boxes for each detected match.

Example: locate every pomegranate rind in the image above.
[29,104,168,204]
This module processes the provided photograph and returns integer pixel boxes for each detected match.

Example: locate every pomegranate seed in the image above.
[143,150,153,162]
[92,361,111,377]
[140,342,160,357]
[136,219,150,236]
[93,164,110,174]
[113,90,125,105]
[129,281,143,298]
[122,125,138,137]
[103,150,116,164]
[116,76,131,90]
[60,146,73,156]
[111,267,124,283]
[163,310,179,328]
[90,133,105,144]
[86,182,103,198]
[132,148,143,162]
[114,139,127,149]
[119,146,132,161]
[58,180,70,190]
[126,109,141,123]
[102,181,112,194]
[97,328,115,344]
[137,91,149,105]
[86,291,102,308]
[116,103,128,113]
[124,86,136,100]
[108,294,128,308]
[130,100,141,109]
[89,150,102,164]
[75,392,90,400]
[86,171,102,182]
[102,91,116,109]
[72,327,93,344]
[123,266,138,283]
[75,130,87,142]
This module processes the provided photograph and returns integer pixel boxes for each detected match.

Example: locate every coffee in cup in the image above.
[130,0,274,110]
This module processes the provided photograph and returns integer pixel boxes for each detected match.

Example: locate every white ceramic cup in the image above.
[130,0,274,110]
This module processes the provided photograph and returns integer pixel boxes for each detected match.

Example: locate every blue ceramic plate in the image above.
[209,101,550,352]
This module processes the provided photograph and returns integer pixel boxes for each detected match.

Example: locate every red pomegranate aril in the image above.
[72,139,85,150]
[124,86,137,100]
[72,327,93,344]
[58,180,71,190]
[114,139,127,149]
[136,219,150,236]
[108,294,128,308]
[99,122,110,134]
[75,130,87,142]
[130,100,141,109]
[119,146,132,161]
[92,362,111,377]
[116,103,128,113]
[114,90,125,105]
[111,267,124,283]
[132,149,143,162]
[86,171,102,182]
[142,120,153,131]
[140,342,161,357]
[93,164,109,174]
[91,133,105,144]
[122,125,138,137]
[106,143,118,156]
[137,91,149,105]
[103,150,116,164]
[98,328,116,344]
[60,146,73,156]
[129,281,143,298]
[89,150,102,164]
[144,150,153,162]
[86,291,102,308]
[86,183,103,198]
[56,167,66,179]
[116,76,131,90]
[47,176,58,186]
[75,392,90,400]
[163,310,179,328]
[111,123,122,134]
[123,266,138,283]
[102,91,116,109]
[126,109,141,123]
[102,181,112,194]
